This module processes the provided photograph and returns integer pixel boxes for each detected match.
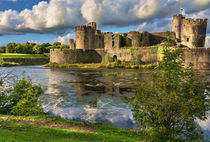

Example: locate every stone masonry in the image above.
[51,14,209,70]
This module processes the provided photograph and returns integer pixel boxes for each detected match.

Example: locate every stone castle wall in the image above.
[172,14,208,48]
[182,48,210,70]
[50,47,210,70]
[106,47,159,64]
[50,49,103,64]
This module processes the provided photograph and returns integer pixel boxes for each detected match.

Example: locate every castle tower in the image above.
[75,25,87,50]
[172,14,184,40]
[75,22,97,50]
[69,39,75,49]
[172,14,208,48]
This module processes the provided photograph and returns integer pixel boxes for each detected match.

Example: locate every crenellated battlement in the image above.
[184,18,208,25]
[75,25,87,31]
[87,22,96,30]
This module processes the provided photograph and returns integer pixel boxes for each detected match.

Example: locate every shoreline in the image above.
[44,62,157,69]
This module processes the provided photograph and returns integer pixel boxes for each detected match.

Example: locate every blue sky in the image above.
[0,0,209,46]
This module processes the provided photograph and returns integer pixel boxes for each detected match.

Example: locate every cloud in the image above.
[205,36,210,48]
[27,40,41,44]
[0,0,209,35]
[51,33,74,45]
[7,0,18,2]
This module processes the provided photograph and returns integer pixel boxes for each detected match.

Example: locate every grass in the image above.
[0,115,144,142]
[44,62,157,69]
[0,53,48,59]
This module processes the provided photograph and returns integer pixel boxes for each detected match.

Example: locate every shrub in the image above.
[0,77,44,116]
[103,53,114,63]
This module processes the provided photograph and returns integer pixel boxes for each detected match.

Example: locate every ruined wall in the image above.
[50,49,102,64]
[182,48,210,70]
[95,30,104,49]
[106,47,159,64]
[69,39,75,49]
[172,14,207,48]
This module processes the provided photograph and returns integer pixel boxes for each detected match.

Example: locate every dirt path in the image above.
[0,117,95,133]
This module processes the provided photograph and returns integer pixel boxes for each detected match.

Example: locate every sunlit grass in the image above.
[0,115,143,142]
[0,53,48,58]
[44,63,157,69]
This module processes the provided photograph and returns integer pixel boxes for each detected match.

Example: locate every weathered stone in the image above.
[172,14,207,48]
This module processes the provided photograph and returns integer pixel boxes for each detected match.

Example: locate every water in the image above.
[0,65,209,137]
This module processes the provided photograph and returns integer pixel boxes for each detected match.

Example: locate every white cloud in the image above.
[27,40,41,44]
[51,33,74,45]
[0,0,209,35]
[205,36,210,48]
[7,0,18,2]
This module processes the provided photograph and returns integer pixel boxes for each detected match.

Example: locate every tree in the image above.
[33,44,45,54]
[131,44,209,141]
[6,43,16,53]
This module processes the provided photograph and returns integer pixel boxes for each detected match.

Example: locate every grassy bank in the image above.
[0,115,145,142]
[44,62,157,69]
[0,53,49,67]
[0,53,48,58]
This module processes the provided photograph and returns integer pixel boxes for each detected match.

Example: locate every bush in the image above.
[131,45,209,141]
[0,77,44,116]
[103,53,114,63]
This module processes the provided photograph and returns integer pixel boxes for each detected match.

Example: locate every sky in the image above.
[0,0,209,47]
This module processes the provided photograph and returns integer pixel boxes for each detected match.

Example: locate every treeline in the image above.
[0,42,69,54]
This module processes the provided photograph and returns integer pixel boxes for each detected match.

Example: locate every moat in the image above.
[2,65,210,137]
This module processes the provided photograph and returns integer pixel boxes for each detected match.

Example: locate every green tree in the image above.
[131,46,209,141]
[33,44,45,54]
[6,43,16,53]
[14,44,24,53]
[0,77,44,116]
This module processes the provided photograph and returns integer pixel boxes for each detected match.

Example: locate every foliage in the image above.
[0,77,44,116]
[4,42,68,54]
[121,36,132,47]
[0,46,6,53]
[131,45,209,141]
[103,53,114,63]
[32,44,49,54]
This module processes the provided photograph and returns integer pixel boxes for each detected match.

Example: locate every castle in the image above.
[50,14,210,70]
[172,14,207,48]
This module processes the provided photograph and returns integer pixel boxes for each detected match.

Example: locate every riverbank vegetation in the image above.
[0,53,48,58]
[0,53,49,66]
[44,62,157,69]
[0,42,68,54]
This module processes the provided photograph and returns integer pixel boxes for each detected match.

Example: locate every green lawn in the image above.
[0,53,48,58]
[0,115,144,142]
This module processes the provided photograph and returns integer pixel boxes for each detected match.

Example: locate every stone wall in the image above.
[182,48,210,70]
[50,49,103,64]
[106,47,159,64]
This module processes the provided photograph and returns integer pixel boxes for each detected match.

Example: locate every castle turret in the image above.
[75,25,87,50]
[69,39,75,49]
[172,14,208,48]
[172,14,184,40]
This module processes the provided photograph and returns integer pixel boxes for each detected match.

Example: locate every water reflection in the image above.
[41,67,143,128]
[0,66,209,134]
